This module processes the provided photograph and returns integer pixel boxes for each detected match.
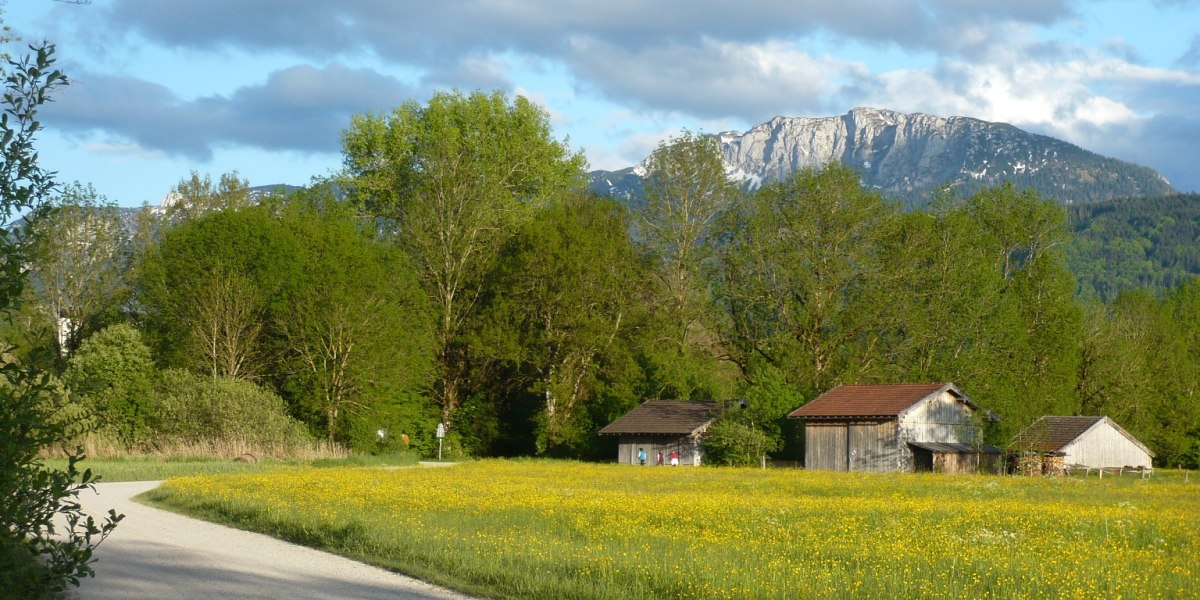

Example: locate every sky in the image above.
[5,0,1199,207]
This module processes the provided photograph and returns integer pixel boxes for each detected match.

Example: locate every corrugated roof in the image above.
[598,400,718,436]
[909,441,1001,454]
[1009,416,1155,457]
[787,383,957,419]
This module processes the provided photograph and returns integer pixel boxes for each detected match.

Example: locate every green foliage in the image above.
[135,205,297,373]
[739,365,805,455]
[714,171,1084,446]
[273,192,434,446]
[342,90,587,450]
[21,182,129,361]
[1074,282,1200,467]
[475,194,645,456]
[153,369,313,448]
[714,163,901,395]
[638,131,739,401]
[63,324,156,445]
[702,418,778,467]
[344,391,439,456]
[0,40,122,599]
[1066,193,1200,300]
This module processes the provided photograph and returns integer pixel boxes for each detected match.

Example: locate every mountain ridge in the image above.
[590,107,1175,206]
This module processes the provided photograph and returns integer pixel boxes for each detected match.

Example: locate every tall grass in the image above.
[39,434,349,461]
[147,460,1199,600]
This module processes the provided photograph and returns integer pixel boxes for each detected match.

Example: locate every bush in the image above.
[153,369,313,451]
[63,324,156,445]
[703,419,779,467]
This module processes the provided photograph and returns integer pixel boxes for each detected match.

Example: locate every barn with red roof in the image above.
[787,383,999,473]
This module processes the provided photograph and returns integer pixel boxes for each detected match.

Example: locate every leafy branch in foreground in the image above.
[0,42,123,599]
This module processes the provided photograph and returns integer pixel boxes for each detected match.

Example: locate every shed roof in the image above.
[1009,416,1155,457]
[598,400,718,436]
[786,383,963,419]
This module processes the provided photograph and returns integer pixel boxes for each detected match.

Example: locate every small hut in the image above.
[599,400,717,466]
[1009,416,1154,471]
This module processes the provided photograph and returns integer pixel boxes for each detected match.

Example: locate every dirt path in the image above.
[73,481,474,600]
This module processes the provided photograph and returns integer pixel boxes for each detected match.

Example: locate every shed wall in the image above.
[898,390,976,444]
[849,421,898,472]
[617,436,704,466]
[1063,423,1153,468]
[805,424,848,471]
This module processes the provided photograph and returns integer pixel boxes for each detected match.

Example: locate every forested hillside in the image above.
[6,92,1199,469]
[1067,194,1200,300]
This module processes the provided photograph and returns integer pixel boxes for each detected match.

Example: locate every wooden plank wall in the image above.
[899,391,976,444]
[617,436,706,466]
[805,424,848,471]
[849,421,898,472]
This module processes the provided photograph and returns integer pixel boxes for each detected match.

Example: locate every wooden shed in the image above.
[599,400,717,466]
[787,383,999,473]
[1009,416,1154,470]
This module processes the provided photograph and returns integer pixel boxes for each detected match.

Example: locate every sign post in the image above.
[436,422,445,461]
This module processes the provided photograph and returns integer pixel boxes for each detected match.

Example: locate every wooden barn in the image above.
[599,400,717,466]
[1009,416,1154,470]
[787,383,1000,473]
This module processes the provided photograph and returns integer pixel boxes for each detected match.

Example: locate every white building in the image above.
[1010,416,1154,469]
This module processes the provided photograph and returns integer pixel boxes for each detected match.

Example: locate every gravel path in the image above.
[73,481,474,600]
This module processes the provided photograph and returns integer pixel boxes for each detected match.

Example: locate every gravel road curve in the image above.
[73,481,475,600]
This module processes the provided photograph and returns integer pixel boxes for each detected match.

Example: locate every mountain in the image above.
[589,107,1176,207]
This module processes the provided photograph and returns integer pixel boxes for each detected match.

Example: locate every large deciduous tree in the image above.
[715,163,900,397]
[638,131,739,400]
[477,194,644,455]
[22,182,128,360]
[341,90,585,449]
[275,193,434,445]
[136,207,297,376]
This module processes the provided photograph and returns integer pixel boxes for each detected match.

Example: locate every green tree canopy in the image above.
[341,90,586,450]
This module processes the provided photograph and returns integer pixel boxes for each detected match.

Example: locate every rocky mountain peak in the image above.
[591,108,1174,207]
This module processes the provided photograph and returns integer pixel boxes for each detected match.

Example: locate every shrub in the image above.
[153,369,313,451]
[703,419,779,467]
[62,324,156,445]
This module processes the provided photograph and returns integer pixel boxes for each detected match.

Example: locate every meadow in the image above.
[145,461,1198,599]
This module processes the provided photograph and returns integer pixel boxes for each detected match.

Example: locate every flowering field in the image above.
[146,461,1198,599]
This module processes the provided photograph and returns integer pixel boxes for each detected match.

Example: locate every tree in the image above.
[638,131,739,400]
[476,194,644,455]
[274,190,434,447]
[714,163,900,396]
[62,324,156,444]
[182,266,263,380]
[164,170,252,221]
[22,182,128,360]
[135,207,297,374]
[0,39,121,598]
[341,90,585,449]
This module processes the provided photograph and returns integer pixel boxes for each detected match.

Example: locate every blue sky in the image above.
[6,0,1199,207]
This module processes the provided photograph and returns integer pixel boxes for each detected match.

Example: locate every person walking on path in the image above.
[637,447,647,465]
[669,450,680,466]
